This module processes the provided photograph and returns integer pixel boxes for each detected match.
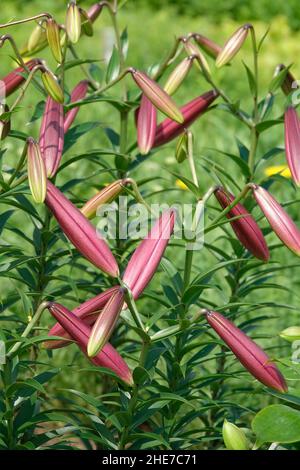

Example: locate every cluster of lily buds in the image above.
[131,69,184,123]
[64,79,89,133]
[1,59,42,97]
[216,23,252,68]
[45,180,119,277]
[46,18,62,63]
[137,94,157,154]
[27,137,47,204]
[153,90,218,147]
[284,106,300,186]
[204,309,287,392]
[41,70,64,103]
[0,104,10,140]
[251,184,300,256]
[193,33,221,59]
[39,96,64,177]
[164,56,194,96]
[214,187,269,261]
[66,1,81,44]
[81,179,130,219]
[47,302,133,385]
[222,420,249,450]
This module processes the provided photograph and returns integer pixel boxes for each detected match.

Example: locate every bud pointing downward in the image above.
[28,23,47,52]
[222,420,249,450]
[131,69,184,123]
[1,59,42,97]
[205,310,287,392]
[66,1,81,44]
[41,71,64,104]
[39,96,64,177]
[27,138,47,203]
[284,106,300,186]
[164,57,194,96]
[137,94,157,155]
[46,18,62,63]
[183,39,210,76]
[216,24,251,68]
[64,80,89,133]
[251,184,300,256]
[47,302,133,385]
[45,180,119,277]
[87,2,104,23]
[88,288,125,357]
[214,187,269,261]
[193,33,221,59]
[81,179,129,219]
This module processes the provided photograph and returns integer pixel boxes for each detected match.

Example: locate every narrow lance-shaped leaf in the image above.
[284,106,300,186]
[45,180,119,277]
[47,302,133,385]
[39,96,64,177]
[137,94,157,155]
[205,309,287,392]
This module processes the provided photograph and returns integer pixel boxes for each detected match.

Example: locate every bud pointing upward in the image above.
[216,24,252,68]
[222,420,249,450]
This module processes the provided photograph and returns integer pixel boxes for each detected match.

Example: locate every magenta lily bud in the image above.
[284,107,300,186]
[81,179,128,219]
[193,33,222,59]
[205,310,287,392]
[45,286,119,349]
[45,180,119,277]
[87,2,104,23]
[1,59,41,97]
[123,209,176,299]
[214,187,269,261]
[64,80,89,133]
[88,288,125,357]
[216,24,252,68]
[131,69,184,123]
[154,90,218,147]
[47,302,133,385]
[39,97,64,177]
[251,184,300,256]
[27,137,47,204]
[137,94,157,155]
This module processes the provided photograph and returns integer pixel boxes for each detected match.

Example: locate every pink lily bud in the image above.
[47,302,133,385]
[193,33,221,59]
[251,184,300,256]
[214,187,269,261]
[154,90,218,147]
[216,24,252,68]
[131,69,184,123]
[45,286,119,349]
[87,2,104,23]
[164,57,194,96]
[81,179,128,219]
[45,180,119,277]
[1,59,41,97]
[88,288,125,357]
[64,80,89,133]
[284,106,300,186]
[39,97,64,177]
[137,94,157,155]
[27,137,47,204]
[205,310,287,392]
[123,209,176,299]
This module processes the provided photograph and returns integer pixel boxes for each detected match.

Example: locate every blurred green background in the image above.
[1,0,300,405]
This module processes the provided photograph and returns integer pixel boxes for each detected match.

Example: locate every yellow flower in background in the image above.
[264,165,291,178]
[175,179,188,190]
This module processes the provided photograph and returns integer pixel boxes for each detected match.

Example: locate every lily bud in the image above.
[137,94,157,154]
[41,71,64,103]
[279,326,300,343]
[175,132,188,163]
[251,184,300,256]
[27,137,47,203]
[45,286,119,349]
[205,310,287,392]
[66,1,81,44]
[216,24,252,68]
[64,80,89,133]
[284,106,300,186]
[193,33,221,59]
[47,302,133,385]
[274,64,298,96]
[87,288,125,357]
[46,18,62,63]
[39,97,64,177]
[214,187,269,261]
[222,420,249,450]
[87,2,104,23]
[27,23,47,52]
[1,59,42,97]
[183,39,210,75]
[164,57,193,96]
[123,209,176,299]
[79,8,94,37]
[0,104,10,140]
[131,69,184,123]
[154,90,218,147]
[81,179,128,219]
[45,181,119,277]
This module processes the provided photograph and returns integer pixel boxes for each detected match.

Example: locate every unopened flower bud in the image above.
[46,18,62,63]
[81,179,129,219]
[222,420,249,450]
[193,33,221,58]
[279,326,300,343]
[175,132,188,163]
[28,23,47,52]
[164,57,193,96]
[66,1,81,44]
[27,137,47,203]
[216,24,252,68]
[41,71,64,103]
[183,39,210,76]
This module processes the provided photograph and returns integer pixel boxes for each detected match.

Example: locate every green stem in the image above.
[183,248,193,291]
[0,13,51,29]
[7,141,28,187]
